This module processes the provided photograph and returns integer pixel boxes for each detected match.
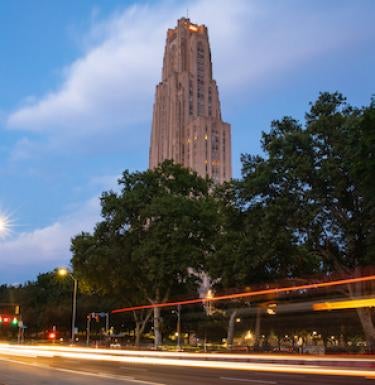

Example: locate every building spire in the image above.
[149,18,232,183]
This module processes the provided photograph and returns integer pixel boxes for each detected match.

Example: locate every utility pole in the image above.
[71,277,78,343]
[177,304,181,350]
[105,313,110,335]
[57,268,78,345]
[86,314,91,346]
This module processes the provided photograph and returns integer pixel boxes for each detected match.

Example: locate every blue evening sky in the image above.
[0,0,374,283]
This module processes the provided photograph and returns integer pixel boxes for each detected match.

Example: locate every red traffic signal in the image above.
[0,315,18,326]
[48,332,56,339]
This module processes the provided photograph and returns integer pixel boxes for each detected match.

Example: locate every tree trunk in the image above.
[154,306,162,348]
[226,309,238,350]
[133,310,152,347]
[345,267,375,353]
[254,307,261,348]
[134,322,141,347]
[356,307,375,353]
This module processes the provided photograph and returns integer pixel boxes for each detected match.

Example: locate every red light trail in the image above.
[112,274,375,314]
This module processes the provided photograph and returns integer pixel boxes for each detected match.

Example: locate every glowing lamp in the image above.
[57,267,69,277]
[188,25,199,32]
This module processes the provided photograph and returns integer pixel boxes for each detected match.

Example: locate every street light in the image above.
[176,304,181,350]
[57,267,78,344]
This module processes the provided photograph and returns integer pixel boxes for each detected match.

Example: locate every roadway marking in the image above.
[0,357,165,385]
[120,366,149,372]
[1,348,374,379]
[220,377,277,384]
[45,367,165,385]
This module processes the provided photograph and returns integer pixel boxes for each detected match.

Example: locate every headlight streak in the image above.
[0,345,374,378]
[313,297,375,311]
[1,343,374,363]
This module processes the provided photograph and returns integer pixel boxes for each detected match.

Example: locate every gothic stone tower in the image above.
[149,18,232,183]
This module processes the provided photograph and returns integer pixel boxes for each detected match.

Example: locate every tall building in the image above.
[149,18,231,183]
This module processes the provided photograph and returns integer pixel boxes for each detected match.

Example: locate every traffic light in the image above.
[0,315,20,327]
[48,332,56,340]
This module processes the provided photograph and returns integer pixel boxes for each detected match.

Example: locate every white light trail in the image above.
[0,344,374,379]
[0,344,373,364]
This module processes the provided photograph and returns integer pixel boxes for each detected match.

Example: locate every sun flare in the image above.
[0,212,13,239]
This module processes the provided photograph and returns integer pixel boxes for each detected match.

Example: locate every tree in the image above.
[71,229,152,346]
[207,173,320,349]
[0,271,115,340]
[71,161,221,347]
[234,92,375,351]
[206,93,375,351]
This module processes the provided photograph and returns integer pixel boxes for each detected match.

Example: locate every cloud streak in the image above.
[0,197,100,284]
[1,0,374,284]
[6,0,372,155]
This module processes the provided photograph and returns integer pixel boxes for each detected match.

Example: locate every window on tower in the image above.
[211,124,220,182]
[208,87,212,116]
[189,79,193,115]
[197,42,205,116]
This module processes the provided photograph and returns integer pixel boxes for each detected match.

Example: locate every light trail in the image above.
[1,344,374,364]
[112,275,375,313]
[313,297,375,311]
[0,344,374,378]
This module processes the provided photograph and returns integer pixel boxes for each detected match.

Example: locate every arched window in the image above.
[169,45,177,73]
[197,42,205,116]
[211,124,220,182]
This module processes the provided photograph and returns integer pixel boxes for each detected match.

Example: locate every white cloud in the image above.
[90,174,121,190]
[0,197,100,284]
[6,0,372,157]
[9,137,36,161]
[1,0,373,284]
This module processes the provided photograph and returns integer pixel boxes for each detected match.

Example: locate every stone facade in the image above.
[149,18,231,183]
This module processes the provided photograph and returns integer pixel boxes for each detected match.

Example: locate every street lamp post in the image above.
[177,304,181,350]
[57,267,78,344]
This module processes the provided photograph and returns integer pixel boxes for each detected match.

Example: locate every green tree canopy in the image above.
[209,92,375,351]
[71,160,221,346]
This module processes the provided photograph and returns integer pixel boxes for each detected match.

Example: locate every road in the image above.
[0,349,373,385]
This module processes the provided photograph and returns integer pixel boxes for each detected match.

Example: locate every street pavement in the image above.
[0,352,374,385]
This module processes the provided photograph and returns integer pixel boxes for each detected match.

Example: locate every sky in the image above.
[0,0,374,284]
